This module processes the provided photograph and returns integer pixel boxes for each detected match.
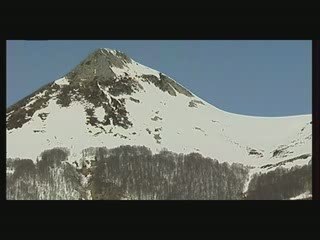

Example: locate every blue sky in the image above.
[6,40,311,116]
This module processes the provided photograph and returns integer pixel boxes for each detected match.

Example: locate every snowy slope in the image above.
[6,48,312,174]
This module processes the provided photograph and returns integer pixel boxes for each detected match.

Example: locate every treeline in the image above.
[6,146,249,200]
[90,146,249,200]
[245,162,312,200]
[6,145,311,200]
[6,148,85,200]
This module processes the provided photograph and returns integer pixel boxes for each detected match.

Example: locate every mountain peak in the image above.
[6,47,194,133]
[63,48,193,97]
[94,48,131,61]
[65,48,132,81]
[6,47,312,192]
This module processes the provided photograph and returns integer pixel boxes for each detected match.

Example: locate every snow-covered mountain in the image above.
[6,48,312,200]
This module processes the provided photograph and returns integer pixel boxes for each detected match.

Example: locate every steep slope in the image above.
[6,48,312,200]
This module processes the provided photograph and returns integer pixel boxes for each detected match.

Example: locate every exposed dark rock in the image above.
[6,85,54,130]
[33,130,45,133]
[189,100,205,108]
[141,74,176,96]
[154,134,161,144]
[154,127,162,132]
[118,134,128,139]
[272,145,290,158]
[7,81,54,114]
[141,73,193,97]
[159,73,193,97]
[151,116,163,121]
[261,154,311,170]
[260,164,272,169]
[129,97,140,103]
[65,48,130,82]
[194,127,204,132]
[272,149,283,157]
[38,113,49,121]
[248,148,263,157]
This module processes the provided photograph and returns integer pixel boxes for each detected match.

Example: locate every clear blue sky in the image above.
[6,40,311,116]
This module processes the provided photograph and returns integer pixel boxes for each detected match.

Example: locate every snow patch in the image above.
[110,59,159,78]
[290,191,311,200]
[103,48,117,55]
[95,106,105,122]
[54,77,69,86]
